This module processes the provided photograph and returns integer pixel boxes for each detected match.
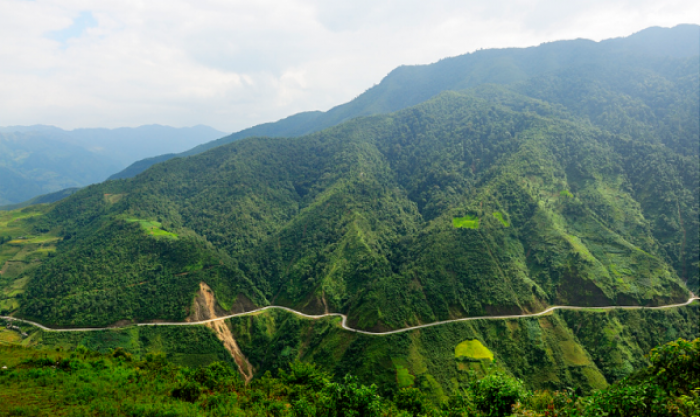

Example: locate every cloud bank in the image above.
[0,0,697,132]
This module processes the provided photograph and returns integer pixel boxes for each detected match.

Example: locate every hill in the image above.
[109,24,700,179]
[0,188,80,211]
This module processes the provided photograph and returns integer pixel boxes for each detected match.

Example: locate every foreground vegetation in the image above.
[0,338,697,416]
[2,303,696,402]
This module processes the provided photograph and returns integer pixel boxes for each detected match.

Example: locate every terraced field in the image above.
[0,207,58,313]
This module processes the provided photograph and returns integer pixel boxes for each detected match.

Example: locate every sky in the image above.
[0,0,698,133]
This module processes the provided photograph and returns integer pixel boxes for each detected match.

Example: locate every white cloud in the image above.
[0,0,697,132]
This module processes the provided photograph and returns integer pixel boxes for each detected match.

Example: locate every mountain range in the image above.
[0,24,697,397]
[0,124,226,205]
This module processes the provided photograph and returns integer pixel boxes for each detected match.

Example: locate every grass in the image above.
[453,215,479,229]
[559,340,590,366]
[560,190,573,198]
[493,212,509,227]
[125,218,178,239]
[396,365,415,388]
[455,339,494,361]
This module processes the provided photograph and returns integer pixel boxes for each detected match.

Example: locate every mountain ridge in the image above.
[109,24,699,180]
[0,124,226,204]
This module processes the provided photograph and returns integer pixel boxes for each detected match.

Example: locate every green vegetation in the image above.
[0,26,693,333]
[13,81,693,329]
[455,339,494,361]
[0,26,696,409]
[126,217,179,239]
[225,304,698,398]
[0,337,697,416]
[396,365,415,388]
[493,212,509,227]
[0,206,58,314]
[452,215,480,229]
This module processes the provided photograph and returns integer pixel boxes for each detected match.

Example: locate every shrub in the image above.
[472,372,528,417]
[171,381,202,403]
[394,387,428,416]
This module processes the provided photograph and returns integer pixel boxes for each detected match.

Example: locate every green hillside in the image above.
[1,335,698,416]
[0,26,697,402]
[5,83,694,329]
[227,305,699,397]
[1,305,697,405]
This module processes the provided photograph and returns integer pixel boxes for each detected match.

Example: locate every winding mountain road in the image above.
[3,294,698,336]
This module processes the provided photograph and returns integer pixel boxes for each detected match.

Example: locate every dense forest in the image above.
[14,83,697,329]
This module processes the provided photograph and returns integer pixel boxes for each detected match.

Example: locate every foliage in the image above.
[0,25,697,409]
[394,387,428,416]
[7,81,694,329]
[455,340,494,361]
[452,215,480,229]
[0,338,698,416]
[579,339,700,417]
[471,372,528,416]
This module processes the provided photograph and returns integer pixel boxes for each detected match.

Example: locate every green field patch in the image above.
[391,357,414,388]
[452,215,479,229]
[493,211,509,227]
[0,328,23,344]
[103,193,126,204]
[580,367,608,390]
[126,218,178,239]
[396,366,415,388]
[7,236,59,246]
[0,211,42,228]
[560,189,573,198]
[455,339,494,361]
[560,340,590,366]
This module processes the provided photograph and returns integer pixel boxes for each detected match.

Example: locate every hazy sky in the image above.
[1,0,698,132]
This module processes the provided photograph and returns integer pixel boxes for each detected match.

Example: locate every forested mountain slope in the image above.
[110,24,699,180]
[9,82,696,328]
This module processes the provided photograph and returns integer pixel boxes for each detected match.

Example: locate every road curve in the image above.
[3,295,699,336]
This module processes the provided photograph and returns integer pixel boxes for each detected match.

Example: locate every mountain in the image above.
[0,131,121,205]
[17,87,697,325]
[108,112,322,180]
[109,24,700,180]
[0,25,697,396]
[0,188,80,211]
[0,125,226,205]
